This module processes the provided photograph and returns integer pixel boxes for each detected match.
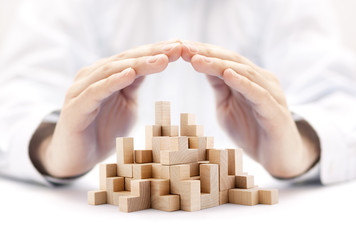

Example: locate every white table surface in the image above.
[1,156,355,240]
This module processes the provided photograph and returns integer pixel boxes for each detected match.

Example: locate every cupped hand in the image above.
[182,41,320,178]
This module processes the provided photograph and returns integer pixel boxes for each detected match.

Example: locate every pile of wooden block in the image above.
[88,101,278,212]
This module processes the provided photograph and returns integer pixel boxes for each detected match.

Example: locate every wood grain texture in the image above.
[188,137,206,160]
[200,164,219,209]
[160,149,199,166]
[133,163,152,179]
[88,190,107,205]
[180,125,204,137]
[116,137,134,164]
[145,125,161,150]
[99,163,117,190]
[169,164,190,194]
[208,149,229,191]
[227,148,243,175]
[229,188,259,206]
[117,164,133,177]
[106,177,125,205]
[150,179,180,212]
[155,101,171,125]
[162,125,179,137]
[219,190,229,205]
[258,189,278,205]
[180,113,196,125]
[135,150,152,163]
[119,180,151,212]
[152,137,170,163]
[179,180,201,212]
[235,174,254,189]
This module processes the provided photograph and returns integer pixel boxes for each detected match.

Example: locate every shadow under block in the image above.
[116,137,134,164]
[258,189,278,205]
[135,150,152,163]
[145,125,161,150]
[117,164,133,177]
[150,179,179,211]
[229,188,259,206]
[152,137,170,162]
[99,163,117,190]
[133,163,152,179]
[106,177,125,205]
[235,174,254,189]
[227,148,243,175]
[208,149,229,191]
[119,180,151,212]
[160,149,199,165]
[170,164,190,194]
[200,164,219,209]
[155,101,171,125]
[179,180,201,212]
[162,125,179,137]
[88,190,107,205]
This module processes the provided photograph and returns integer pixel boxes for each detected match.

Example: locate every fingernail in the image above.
[184,43,198,53]
[147,55,161,63]
[162,43,180,52]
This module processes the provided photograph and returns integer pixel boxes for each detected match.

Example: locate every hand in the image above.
[182,41,320,178]
[34,40,182,178]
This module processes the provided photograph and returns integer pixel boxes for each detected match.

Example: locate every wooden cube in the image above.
[162,125,179,137]
[99,163,117,190]
[180,113,196,125]
[135,150,152,163]
[133,163,152,179]
[116,137,134,164]
[145,125,161,150]
[155,101,171,125]
[229,188,259,206]
[235,174,254,189]
[88,190,107,205]
[259,189,278,205]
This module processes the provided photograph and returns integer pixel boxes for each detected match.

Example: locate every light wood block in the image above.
[180,113,196,125]
[219,190,229,205]
[152,137,170,163]
[155,101,171,125]
[189,162,199,176]
[160,149,199,165]
[208,149,229,191]
[150,179,180,212]
[228,175,235,189]
[179,180,201,212]
[145,125,161,150]
[200,164,219,209]
[227,148,243,175]
[235,174,254,189]
[119,180,151,212]
[117,164,133,177]
[135,150,152,163]
[190,176,200,180]
[125,177,132,191]
[88,190,107,205]
[162,125,179,137]
[112,191,131,205]
[198,160,210,164]
[151,164,170,179]
[180,125,204,137]
[229,188,259,206]
[106,177,124,205]
[99,163,117,190]
[133,163,152,179]
[169,136,188,151]
[188,137,206,160]
[116,137,134,164]
[169,164,190,194]
[206,136,214,149]
[259,189,278,205]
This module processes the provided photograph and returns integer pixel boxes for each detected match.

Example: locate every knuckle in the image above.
[245,66,256,77]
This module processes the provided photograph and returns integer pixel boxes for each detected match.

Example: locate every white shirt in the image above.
[0,0,356,185]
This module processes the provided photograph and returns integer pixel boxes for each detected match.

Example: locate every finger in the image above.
[223,68,280,119]
[69,54,169,98]
[71,68,136,117]
[121,76,145,102]
[182,40,257,68]
[206,75,232,107]
[191,54,273,92]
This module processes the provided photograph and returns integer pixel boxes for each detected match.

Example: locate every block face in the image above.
[160,149,198,165]
[169,164,190,194]
[155,101,171,125]
[99,163,117,190]
[229,188,259,206]
[208,149,229,191]
[179,180,201,212]
[188,137,206,160]
[219,190,229,205]
[235,175,254,189]
[133,164,152,179]
[205,136,214,149]
[180,125,204,137]
[116,137,134,164]
[152,137,170,163]
[189,162,199,177]
[227,148,243,175]
[162,125,179,137]
[169,136,188,151]
[125,177,132,191]
[117,164,133,177]
[88,190,107,205]
[106,177,125,204]
[200,164,219,209]
[145,125,161,150]
[180,113,196,125]
[135,150,152,163]
[119,180,151,212]
[259,189,278,205]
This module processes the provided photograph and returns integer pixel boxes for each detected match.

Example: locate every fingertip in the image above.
[191,54,208,73]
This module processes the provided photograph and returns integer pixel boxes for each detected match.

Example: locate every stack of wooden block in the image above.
[88,101,278,212]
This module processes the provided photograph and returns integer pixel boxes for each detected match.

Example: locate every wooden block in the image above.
[190,176,200,180]
[189,162,199,176]
[99,163,117,190]
[155,101,171,125]
[219,190,229,205]
[88,190,107,205]
[152,137,170,163]
[188,137,206,160]
[145,125,161,150]
[200,164,219,209]
[160,149,198,165]
[169,136,188,151]
[135,150,152,163]
[198,160,210,164]
[227,148,243,175]
[106,177,125,205]
[162,125,179,137]
[169,164,190,194]
[229,188,259,206]
[259,189,278,205]
[208,149,229,191]
[180,125,204,137]
[235,174,254,189]
[150,180,180,212]
[117,164,133,177]
[151,163,161,178]
[206,136,214,149]
[154,195,180,212]
[228,175,235,189]
[151,179,170,196]
[180,113,196,125]
[116,137,134,164]
[133,163,152,179]
[119,180,151,213]
[112,191,131,205]
[179,180,201,212]
[125,177,132,191]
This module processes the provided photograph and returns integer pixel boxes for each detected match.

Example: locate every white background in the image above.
[0,1,356,240]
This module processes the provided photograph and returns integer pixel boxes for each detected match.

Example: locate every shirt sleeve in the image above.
[0,0,101,185]
[260,0,356,184]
